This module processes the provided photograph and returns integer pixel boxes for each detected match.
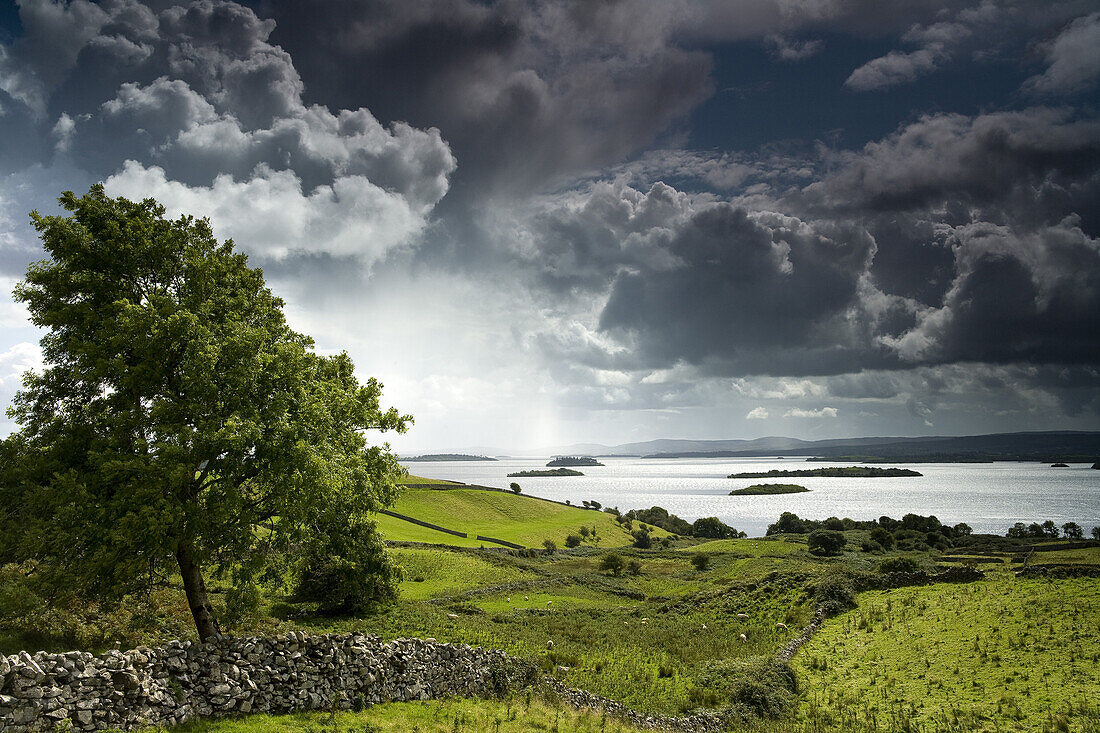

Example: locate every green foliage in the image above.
[813,573,857,617]
[509,482,521,494]
[767,512,807,535]
[807,529,847,556]
[0,186,408,639]
[599,553,626,576]
[627,559,642,575]
[695,656,798,719]
[294,519,401,615]
[877,556,921,574]
[564,534,582,548]
[631,529,652,549]
[542,539,557,554]
[728,483,809,495]
[869,527,895,549]
[690,553,711,571]
[691,516,739,539]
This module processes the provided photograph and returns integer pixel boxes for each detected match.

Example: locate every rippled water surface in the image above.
[399,457,1100,537]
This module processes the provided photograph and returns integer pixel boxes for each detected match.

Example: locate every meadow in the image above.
[2,477,1098,732]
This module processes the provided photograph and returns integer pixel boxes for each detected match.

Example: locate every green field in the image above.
[377,486,670,548]
[146,694,652,732]
[794,572,1100,732]
[3,477,1098,733]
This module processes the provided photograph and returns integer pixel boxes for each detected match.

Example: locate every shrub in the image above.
[698,656,798,719]
[599,553,626,576]
[823,517,845,532]
[294,520,401,615]
[509,482,521,494]
[542,539,557,554]
[860,540,883,553]
[807,529,847,556]
[632,529,652,549]
[579,525,590,538]
[766,512,806,535]
[627,559,642,575]
[564,534,582,548]
[691,553,711,571]
[814,573,856,616]
[692,516,737,539]
[869,527,895,549]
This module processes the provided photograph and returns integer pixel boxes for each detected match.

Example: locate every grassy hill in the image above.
[377,483,671,548]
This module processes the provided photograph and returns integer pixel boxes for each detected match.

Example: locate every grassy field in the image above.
[3,477,1098,733]
[154,694,653,732]
[793,571,1100,732]
[378,486,670,548]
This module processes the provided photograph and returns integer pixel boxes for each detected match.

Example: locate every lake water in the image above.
[399,456,1100,538]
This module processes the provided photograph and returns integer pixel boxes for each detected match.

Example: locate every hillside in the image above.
[376,484,670,548]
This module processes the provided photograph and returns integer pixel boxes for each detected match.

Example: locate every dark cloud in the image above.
[265,0,713,195]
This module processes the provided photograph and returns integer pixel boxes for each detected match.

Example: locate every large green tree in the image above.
[0,186,410,640]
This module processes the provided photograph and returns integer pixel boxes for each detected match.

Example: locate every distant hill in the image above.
[402,454,498,462]
[642,431,1100,463]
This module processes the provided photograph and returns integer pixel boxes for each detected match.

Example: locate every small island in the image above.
[1051,463,1069,468]
[547,456,604,467]
[508,467,585,477]
[729,483,810,495]
[728,466,923,478]
[403,454,498,462]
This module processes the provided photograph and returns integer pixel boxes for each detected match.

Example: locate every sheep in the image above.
[447,613,459,619]
[736,613,749,620]
[776,622,788,630]
[546,640,555,649]
[547,600,553,608]
[739,633,748,642]
[701,624,707,630]
[506,597,511,603]
[525,595,530,601]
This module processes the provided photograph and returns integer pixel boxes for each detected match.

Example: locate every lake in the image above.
[399,456,1100,537]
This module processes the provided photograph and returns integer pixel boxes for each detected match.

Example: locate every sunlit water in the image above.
[398,456,1100,538]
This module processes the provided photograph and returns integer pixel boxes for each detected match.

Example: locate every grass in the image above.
[378,487,669,548]
[397,475,463,485]
[155,693,653,732]
[793,571,1100,732]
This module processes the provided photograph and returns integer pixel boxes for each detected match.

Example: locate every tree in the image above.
[952,523,972,537]
[565,534,582,548]
[767,512,806,535]
[599,553,625,576]
[1007,522,1028,538]
[627,559,642,575]
[1040,520,1059,538]
[0,187,410,640]
[542,539,557,554]
[807,529,847,556]
[690,552,711,571]
[1093,526,1100,541]
[691,516,736,539]
[1061,522,1083,539]
[870,527,895,550]
[510,482,522,494]
[632,528,652,549]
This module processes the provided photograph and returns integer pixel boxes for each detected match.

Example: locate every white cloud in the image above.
[105,162,429,263]
[783,406,838,418]
[746,406,769,419]
[1022,12,1100,96]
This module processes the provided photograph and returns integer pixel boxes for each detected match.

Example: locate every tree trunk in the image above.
[176,540,221,641]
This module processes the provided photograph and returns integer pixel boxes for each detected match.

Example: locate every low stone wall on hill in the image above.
[0,633,536,732]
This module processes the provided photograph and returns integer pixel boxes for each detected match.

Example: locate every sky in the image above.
[0,0,1099,453]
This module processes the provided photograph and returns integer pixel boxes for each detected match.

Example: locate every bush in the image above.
[564,534,582,548]
[627,559,642,575]
[294,520,401,615]
[692,516,737,539]
[814,573,856,616]
[691,553,711,571]
[542,539,557,554]
[599,553,626,576]
[632,529,652,549]
[860,540,883,553]
[509,482,521,494]
[766,512,807,535]
[697,656,798,719]
[807,529,847,556]
[869,527,895,549]
[823,517,845,532]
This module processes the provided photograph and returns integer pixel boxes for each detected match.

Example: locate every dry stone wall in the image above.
[0,632,534,732]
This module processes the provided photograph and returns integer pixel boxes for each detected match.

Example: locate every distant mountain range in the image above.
[604,431,1100,462]
[407,431,1100,463]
